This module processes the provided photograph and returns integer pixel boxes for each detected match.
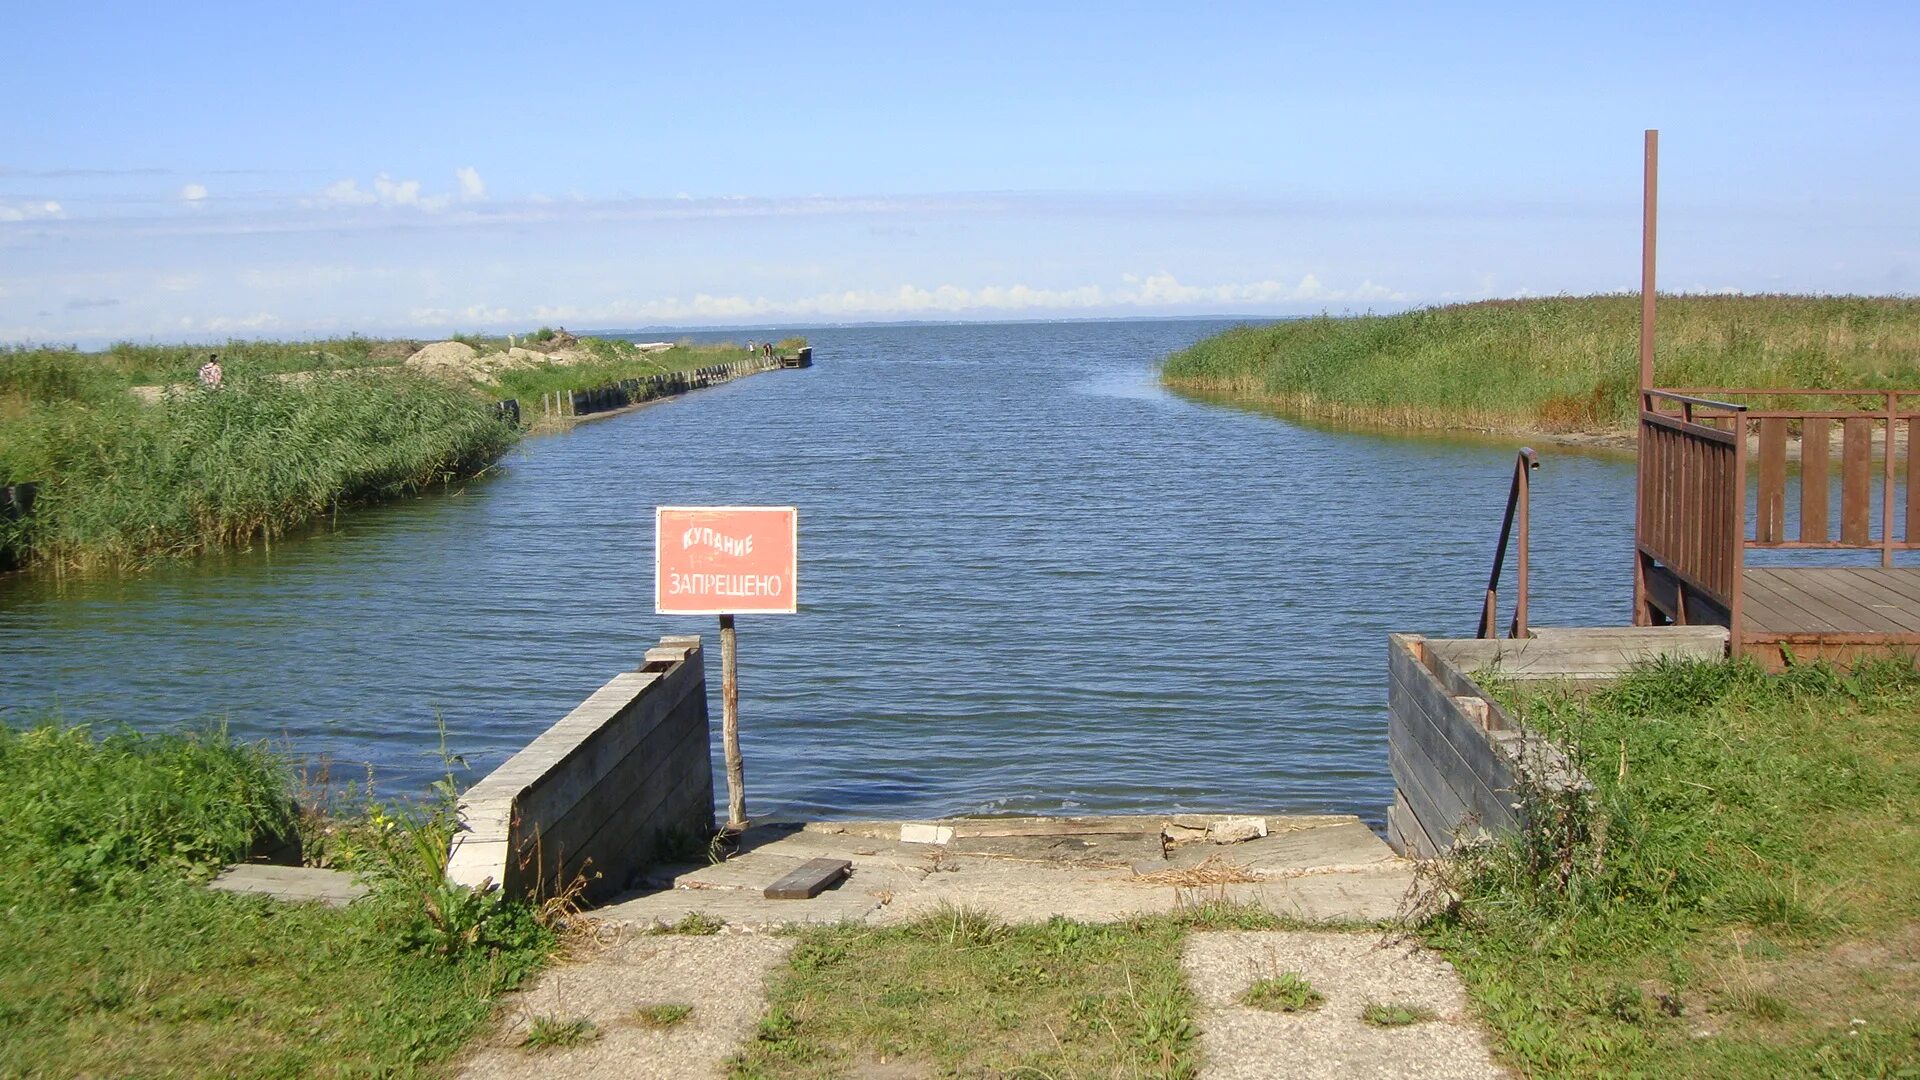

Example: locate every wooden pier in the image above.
[1634,388,1920,669]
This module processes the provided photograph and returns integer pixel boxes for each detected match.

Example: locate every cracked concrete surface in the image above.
[1184,931,1506,1079]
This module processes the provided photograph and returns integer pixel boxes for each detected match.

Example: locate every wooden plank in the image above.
[1786,570,1920,634]
[1757,417,1787,543]
[1742,569,1848,634]
[1388,738,1472,853]
[1387,790,1442,860]
[1802,417,1830,543]
[764,857,851,899]
[1388,647,1518,831]
[1826,569,1920,634]
[1845,568,1920,607]
[1842,417,1874,545]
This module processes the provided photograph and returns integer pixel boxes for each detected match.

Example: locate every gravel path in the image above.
[1184,931,1507,1079]
[459,932,790,1080]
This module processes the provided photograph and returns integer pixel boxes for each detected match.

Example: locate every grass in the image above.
[1361,1002,1438,1027]
[633,1003,693,1029]
[521,1015,601,1050]
[494,339,773,411]
[0,331,802,569]
[0,720,558,1077]
[732,904,1207,1079]
[650,911,725,936]
[2,370,516,568]
[1161,294,1920,435]
[1426,658,1920,1077]
[1241,971,1324,1013]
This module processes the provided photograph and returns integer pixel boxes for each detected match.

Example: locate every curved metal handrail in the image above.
[1479,448,1539,639]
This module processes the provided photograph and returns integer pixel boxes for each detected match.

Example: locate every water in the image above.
[0,321,1640,824]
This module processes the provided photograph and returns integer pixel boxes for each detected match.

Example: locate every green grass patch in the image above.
[1426,658,1920,1077]
[632,1003,693,1029]
[1,368,515,568]
[0,332,802,569]
[651,911,725,936]
[1361,1001,1437,1027]
[0,721,556,1077]
[733,905,1200,1079]
[521,1015,601,1051]
[494,339,784,406]
[1241,971,1324,1013]
[1161,294,1920,434]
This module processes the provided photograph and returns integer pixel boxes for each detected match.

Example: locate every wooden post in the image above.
[719,613,746,830]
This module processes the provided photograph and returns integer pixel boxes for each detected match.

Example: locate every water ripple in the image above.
[0,320,1637,826]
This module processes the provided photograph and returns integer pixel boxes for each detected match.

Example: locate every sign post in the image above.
[655,506,798,832]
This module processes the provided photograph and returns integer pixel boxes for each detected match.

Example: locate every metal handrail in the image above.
[1479,448,1539,639]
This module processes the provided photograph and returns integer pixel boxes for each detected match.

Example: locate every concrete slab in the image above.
[459,934,791,1080]
[587,814,1414,930]
[1184,931,1505,1079]
[208,864,368,907]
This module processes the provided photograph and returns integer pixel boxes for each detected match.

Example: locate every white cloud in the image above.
[179,183,208,202]
[307,173,452,212]
[455,166,486,201]
[0,200,64,222]
[404,273,1408,329]
[200,312,281,332]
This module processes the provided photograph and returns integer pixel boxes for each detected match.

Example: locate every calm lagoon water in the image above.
[0,320,1639,824]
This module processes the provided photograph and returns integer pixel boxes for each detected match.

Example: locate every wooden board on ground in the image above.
[764,857,852,900]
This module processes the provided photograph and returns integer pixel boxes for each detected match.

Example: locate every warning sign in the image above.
[654,506,798,615]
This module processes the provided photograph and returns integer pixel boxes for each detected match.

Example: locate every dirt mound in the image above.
[521,327,580,354]
[404,341,480,378]
[367,340,421,362]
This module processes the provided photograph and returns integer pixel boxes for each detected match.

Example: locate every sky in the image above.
[3,2,1916,346]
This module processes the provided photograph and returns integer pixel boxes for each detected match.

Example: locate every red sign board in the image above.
[654,506,798,615]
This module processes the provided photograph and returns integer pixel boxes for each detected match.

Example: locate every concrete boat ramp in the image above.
[591,812,1414,929]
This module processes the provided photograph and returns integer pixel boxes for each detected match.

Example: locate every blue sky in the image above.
[3,2,1915,345]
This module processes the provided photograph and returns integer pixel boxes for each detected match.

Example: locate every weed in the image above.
[521,1014,600,1051]
[632,1002,693,1028]
[1361,1001,1439,1027]
[733,908,1197,1078]
[1241,972,1323,1013]
[652,911,724,936]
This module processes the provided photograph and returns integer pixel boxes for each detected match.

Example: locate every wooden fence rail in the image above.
[1636,390,1746,629]
[1660,388,1918,565]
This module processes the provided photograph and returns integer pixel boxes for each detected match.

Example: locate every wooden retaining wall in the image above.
[565,354,784,418]
[1386,626,1726,858]
[446,635,713,901]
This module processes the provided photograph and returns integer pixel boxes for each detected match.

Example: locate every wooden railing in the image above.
[1635,390,1747,630]
[1479,448,1538,639]
[1635,387,1920,640]
[1662,389,1919,565]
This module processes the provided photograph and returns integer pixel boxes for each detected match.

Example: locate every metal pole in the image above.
[1512,457,1531,638]
[1633,129,1659,624]
[719,613,746,831]
[1640,128,1659,392]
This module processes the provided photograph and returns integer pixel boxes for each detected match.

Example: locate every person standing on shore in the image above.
[197,354,223,390]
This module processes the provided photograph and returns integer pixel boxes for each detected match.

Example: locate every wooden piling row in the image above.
[545,354,786,421]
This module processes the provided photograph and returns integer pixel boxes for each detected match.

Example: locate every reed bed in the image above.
[2,371,515,568]
[1161,294,1920,434]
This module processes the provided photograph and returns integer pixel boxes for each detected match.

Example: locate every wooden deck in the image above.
[1740,567,1920,669]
